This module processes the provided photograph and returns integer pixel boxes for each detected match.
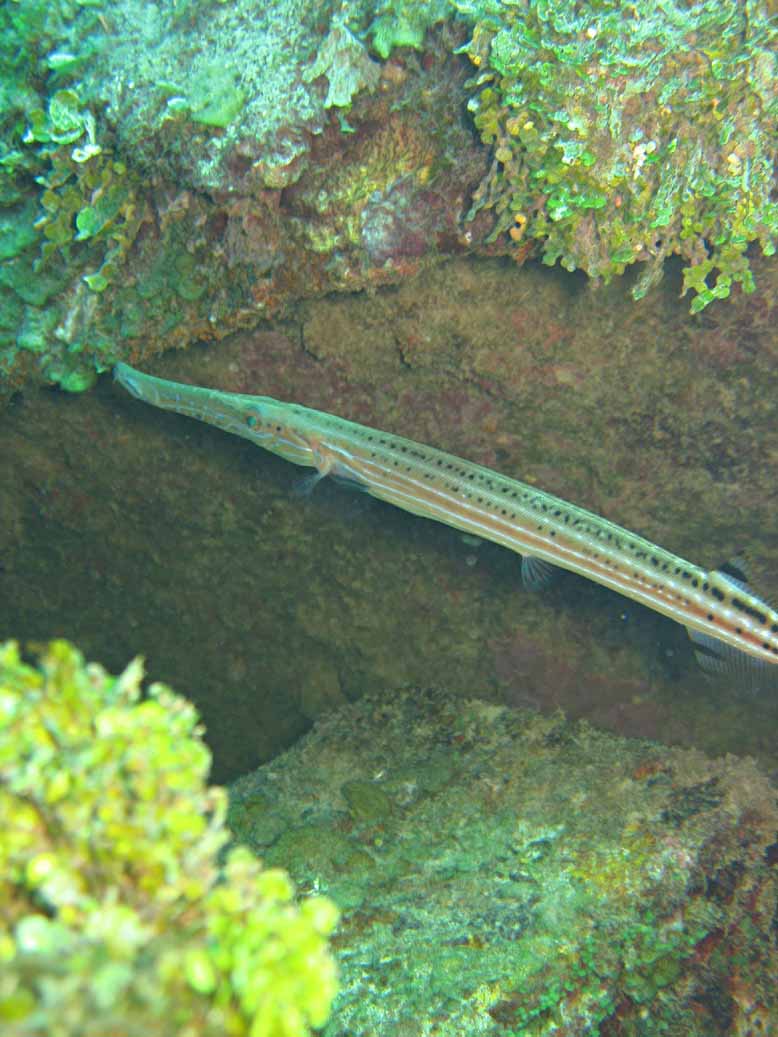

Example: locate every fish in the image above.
[114,362,778,683]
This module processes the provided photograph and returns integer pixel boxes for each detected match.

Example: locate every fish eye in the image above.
[246,413,258,428]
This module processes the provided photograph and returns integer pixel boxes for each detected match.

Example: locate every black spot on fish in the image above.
[731,598,768,624]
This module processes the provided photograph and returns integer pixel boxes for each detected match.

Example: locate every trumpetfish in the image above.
[114,362,778,683]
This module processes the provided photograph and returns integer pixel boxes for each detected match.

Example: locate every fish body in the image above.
[114,362,778,674]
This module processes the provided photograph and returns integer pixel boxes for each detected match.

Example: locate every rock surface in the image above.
[229,686,778,1036]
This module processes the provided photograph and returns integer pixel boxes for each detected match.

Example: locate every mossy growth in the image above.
[367,0,452,60]
[158,61,247,129]
[0,639,339,1037]
[26,90,146,294]
[0,3,146,392]
[453,0,778,311]
[303,16,380,110]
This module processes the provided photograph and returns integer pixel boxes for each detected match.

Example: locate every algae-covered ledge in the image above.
[1,0,777,396]
[229,686,778,1037]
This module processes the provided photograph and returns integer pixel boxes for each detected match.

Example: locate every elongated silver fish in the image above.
[115,362,778,681]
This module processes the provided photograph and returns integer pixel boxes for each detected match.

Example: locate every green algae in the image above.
[0,200,38,260]
[368,0,451,59]
[0,78,145,390]
[0,638,339,1037]
[453,0,778,310]
[0,0,775,400]
[303,17,380,109]
[341,778,393,820]
[4,0,776,394]
[158,60,247,129]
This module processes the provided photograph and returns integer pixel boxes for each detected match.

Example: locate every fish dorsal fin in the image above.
[717,550,778,611]
[687,557,778,694]
[717,554,751,587]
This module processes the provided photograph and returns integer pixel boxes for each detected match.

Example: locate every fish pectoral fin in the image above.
[329,472,370,494]
[294,466,370,498]
[293,471,328,497]
[521,555,559,590]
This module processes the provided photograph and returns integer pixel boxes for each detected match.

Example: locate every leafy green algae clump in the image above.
[0,640,338,1037]
[454,0,778,310]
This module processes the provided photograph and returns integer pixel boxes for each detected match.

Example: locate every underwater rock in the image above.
[230,686,778,1036]
[0,1,479,396]
[2,1,777,395]
[5,265,778,784]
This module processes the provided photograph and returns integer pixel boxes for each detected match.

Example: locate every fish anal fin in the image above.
[689,554,778,693]
[687,627,778,694]
[294,464,369,498]
[521,555,558,590]
[293,471,327,497]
